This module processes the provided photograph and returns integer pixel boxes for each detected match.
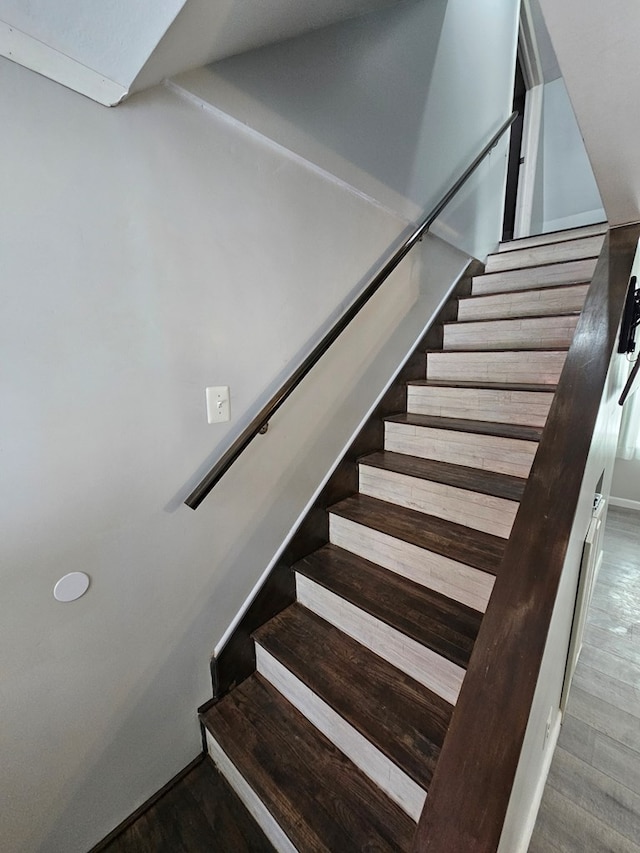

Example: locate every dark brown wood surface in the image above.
[360,450,527,501]
[385,411,543,441]
[412,225,640,852]
[254,603,452,788]
[296,544,482,668]
[209,270,476,700]
[329,493,506,574]
[202,674,415,852]
[94,757,274,853]
[410,378,557,392]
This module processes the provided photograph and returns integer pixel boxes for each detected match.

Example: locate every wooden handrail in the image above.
[412,223,640,852]
[185,113,517,509]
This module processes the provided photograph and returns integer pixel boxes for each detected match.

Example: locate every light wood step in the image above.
[327,493,502,613]
[497,221,606,253]
[472,258,597,295]
[425,349,567,385]
[485,233,604,273]
[383,413,540,478]
[407,380,554,427]
[443,314,579,351]
[203,674,415,852]
[457,283,589,321]
[358,451,523,538]
[254,604,452,819]
[295,542,486,703]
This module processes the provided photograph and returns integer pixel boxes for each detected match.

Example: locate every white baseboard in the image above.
[609,496,640,512]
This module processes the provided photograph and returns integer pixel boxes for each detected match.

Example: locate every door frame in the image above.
[512,0,544,239]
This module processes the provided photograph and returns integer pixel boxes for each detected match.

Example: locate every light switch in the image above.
[206,386,230,423]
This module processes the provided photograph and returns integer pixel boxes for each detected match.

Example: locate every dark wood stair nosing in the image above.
[252,603,451,790]
[445,310,581,326]
[327,494,505,576]
[383,411,543,442]
[295,543,483,668]
[407,378,557,393]
[202,674,415,852]
[357,450,526,502]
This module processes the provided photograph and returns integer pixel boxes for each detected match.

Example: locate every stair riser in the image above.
[359,465,517,539]
[472,258,597,295]
[443,315,579,351]
[384,422,538,478]
[296,573,465,705]
[457,284,588,321]
[485,234,604,272]
[407,385,553,427]
[206,732,298,853]
[255,644,425,821]
[426,350,566,385]
[329,514,494,612]
[497,222,606,252]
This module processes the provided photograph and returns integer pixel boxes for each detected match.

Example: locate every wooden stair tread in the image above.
[254,603,451,789]
[329,493,505,575]
[458,281,589,300]
[409,379,557,393]
[359,450,526,502]
[425,346,568,355]
[447,310,580,325]
[202,674,414,853]
[385,412,543,442]
[296,544,482,668]
[496,222,606,253]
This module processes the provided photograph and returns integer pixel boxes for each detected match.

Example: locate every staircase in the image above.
[200,224,606,851]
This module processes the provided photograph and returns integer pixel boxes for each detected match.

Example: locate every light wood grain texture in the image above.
[255,645,426,821]
[295,573,465,705]
[457,284,589,321]
[472,258,598,295]
[497,222,606,253]
[531,507,640,851]
[485,234,604,272]
[545,747,640,845]
[407,383,553,426]
[426,349,566,385]
[329,514,494,612]
[443,314,579,350]
[384,421,538,478]
[359,464,517,538]
[529,785,640,853]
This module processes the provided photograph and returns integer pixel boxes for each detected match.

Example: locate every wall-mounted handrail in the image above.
[185,111,517,509]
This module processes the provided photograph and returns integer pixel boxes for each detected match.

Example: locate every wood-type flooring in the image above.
[98,757,274,853]
[529,506,640,852]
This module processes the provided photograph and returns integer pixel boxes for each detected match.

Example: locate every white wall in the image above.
[0,0,185,85]
[538,0,640,228]
[0,55,474,852]
[173,0,519,260]
[530,77,605,234]
[611,458,640,507]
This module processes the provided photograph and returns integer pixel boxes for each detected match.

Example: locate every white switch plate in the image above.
[206,386,230,423]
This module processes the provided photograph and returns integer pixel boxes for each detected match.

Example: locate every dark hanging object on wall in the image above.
[618,275,640,354]
[618,275,640,405]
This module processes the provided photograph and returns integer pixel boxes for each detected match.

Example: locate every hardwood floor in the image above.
[529,506,640,852]
[98,757,275,853]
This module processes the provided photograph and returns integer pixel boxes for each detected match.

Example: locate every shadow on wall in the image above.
[202,0,447,205]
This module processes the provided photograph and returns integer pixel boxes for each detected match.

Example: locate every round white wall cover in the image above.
[53,572,90,602]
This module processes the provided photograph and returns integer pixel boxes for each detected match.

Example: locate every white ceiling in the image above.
[0,0,402,105]
[538,0,640,226]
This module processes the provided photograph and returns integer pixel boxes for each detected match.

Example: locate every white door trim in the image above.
[513,0,544,238]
